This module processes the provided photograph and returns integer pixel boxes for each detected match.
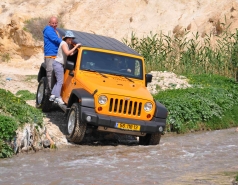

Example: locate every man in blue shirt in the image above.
[43,16,62,93]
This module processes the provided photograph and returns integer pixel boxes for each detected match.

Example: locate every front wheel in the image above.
[36,77,52,112]
[66,103,87,144]
[139,133,161,145]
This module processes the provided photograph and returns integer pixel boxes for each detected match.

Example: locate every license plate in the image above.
[115,122,141,131]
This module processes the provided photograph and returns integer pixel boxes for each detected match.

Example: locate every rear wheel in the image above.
[66,103,87,144]
[36,77,52,112]
[139,133,161,145]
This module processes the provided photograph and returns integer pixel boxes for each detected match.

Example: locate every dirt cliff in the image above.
[1,0,238,67]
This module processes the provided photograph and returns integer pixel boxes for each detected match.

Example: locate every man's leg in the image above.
[44,58,54,94]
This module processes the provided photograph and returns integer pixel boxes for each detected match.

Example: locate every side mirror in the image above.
[65,61,75,71]
[145,74,153,87]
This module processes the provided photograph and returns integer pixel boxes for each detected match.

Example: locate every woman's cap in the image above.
[63,30,75,40]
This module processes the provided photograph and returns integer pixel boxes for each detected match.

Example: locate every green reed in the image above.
[122,25,238,80]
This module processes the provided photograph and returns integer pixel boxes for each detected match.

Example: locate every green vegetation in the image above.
[154,74,238,133]
[25,75,37,82]
[16,76,37,100]
[0,89,43,125]
[16,90,36,100]
[0,139,14,158]
[0,115,17,158]
[0,115,17,141]
[1,53,11,62]
[122,21,238,81]
[23,17,48,41]
[0,89,43,158]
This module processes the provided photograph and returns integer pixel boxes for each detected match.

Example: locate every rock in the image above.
[14,124,47,154]
[43,140,51,148]
[147,71,191,94]
[0,15,42,59]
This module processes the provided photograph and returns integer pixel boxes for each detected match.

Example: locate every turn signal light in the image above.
[98,107,103,111]
[147,114,151,118]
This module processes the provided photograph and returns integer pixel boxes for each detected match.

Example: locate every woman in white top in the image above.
[49,30,81,104]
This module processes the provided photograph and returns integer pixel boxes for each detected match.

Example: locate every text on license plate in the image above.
[115,122,141,131]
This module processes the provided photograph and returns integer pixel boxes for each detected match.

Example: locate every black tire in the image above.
[66,103,87,144]
[139,133,161,146]
[36,77,52,112]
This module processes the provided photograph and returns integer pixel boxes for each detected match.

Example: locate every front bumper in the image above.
[80,106,166,134]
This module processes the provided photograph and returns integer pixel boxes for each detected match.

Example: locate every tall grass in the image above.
[122,22,238,80]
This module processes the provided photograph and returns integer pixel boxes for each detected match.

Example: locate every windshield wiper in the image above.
[83,69,108,78]
[111,73,134,83]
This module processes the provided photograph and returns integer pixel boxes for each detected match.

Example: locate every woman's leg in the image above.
[51,61,64,98]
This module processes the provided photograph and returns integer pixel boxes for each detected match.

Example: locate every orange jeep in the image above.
[36,29,168,145]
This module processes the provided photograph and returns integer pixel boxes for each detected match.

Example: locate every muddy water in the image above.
[0,128,238,185]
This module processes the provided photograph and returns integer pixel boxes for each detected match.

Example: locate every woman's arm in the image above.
[62,43,81,56]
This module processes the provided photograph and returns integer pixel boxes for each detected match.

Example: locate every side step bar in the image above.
[58,104,69,113]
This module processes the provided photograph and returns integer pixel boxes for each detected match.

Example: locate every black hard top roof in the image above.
[57,28,140,56]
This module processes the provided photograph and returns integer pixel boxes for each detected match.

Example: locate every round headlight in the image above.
[144,102,153,112]
[98,95,108,105]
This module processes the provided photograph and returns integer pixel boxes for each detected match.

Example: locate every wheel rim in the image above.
[68,110,76,135]
[37,82,44,104]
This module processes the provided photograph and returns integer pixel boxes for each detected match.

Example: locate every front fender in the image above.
[68,89,95,108]
[154,101,168,119]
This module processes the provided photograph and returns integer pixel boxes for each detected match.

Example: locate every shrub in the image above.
[1,53,11,62]
[154,74,238,133]
[0,89,43,127]
[0,115,17,158]
[0,139,14,158]
[24,17,48,41]
[0,115,17,141]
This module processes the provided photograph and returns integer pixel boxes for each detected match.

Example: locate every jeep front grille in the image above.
[109,98,142,116]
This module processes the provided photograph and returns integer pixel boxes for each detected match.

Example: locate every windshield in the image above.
[80,50,143,80]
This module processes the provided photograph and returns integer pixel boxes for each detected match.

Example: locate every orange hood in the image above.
[78,73,153,101]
